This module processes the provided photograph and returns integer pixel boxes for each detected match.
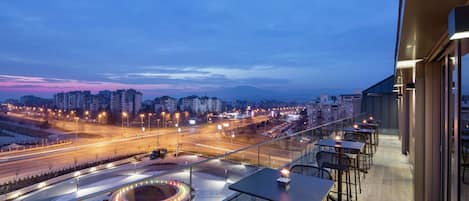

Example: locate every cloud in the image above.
[107,65,295,80]
[0,0,397,98]
[0,74,194,93]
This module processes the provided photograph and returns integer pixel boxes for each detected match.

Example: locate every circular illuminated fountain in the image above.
[111,179,191,201]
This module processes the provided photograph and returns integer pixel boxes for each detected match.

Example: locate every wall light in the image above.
[449,5,469,40]
[405,83,416,91]
[396,59,422,69]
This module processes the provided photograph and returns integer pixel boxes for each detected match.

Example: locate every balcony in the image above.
[66,114,410,201]
[9,114,413,201]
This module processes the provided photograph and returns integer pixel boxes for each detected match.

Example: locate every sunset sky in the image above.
[0,0,398,100]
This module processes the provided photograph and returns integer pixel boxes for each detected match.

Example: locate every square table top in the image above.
[229,168,334,201]
[316,139,365,151]
[355,122,379,127]
[343,127,374,134]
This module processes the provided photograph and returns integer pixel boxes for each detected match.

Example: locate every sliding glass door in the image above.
[459,39,469,201]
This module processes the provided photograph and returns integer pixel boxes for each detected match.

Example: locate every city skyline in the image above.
[0,0,397,100]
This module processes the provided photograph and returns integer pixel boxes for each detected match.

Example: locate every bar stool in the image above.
[316,151,354,201]
[344,132,372,170]
[343,132,370,194]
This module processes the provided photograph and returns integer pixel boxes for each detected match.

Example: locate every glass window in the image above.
[460,38,469,200]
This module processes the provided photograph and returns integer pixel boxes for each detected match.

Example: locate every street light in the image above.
[147,113,152,131]
[84,110,89,121]
[140,113,145,129]
[122,112,128,128]
[176,127,182,156]
[74,171,81,192]
[231,132,235,144]
[161,112,166,128]
[74,117,80,142]
[175,112,180,125]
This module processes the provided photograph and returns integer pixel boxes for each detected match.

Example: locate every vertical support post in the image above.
[257,145,260,167]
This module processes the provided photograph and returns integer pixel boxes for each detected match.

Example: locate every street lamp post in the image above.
[175,112,180,126]
[102,111,106,123]
[176,127,182,157]
[74,171,81,193]
[84,110,89,121]
[74,117,79,143]
[140,114,145,129]
[121,112,128,128]
[231,132,235,144]
[147,113,152,131]
[161,112,166,128]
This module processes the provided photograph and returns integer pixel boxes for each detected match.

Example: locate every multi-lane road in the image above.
[0,114,303,184]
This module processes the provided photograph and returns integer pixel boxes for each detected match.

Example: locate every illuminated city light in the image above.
[74,171,81,177]
[37,182,47,188]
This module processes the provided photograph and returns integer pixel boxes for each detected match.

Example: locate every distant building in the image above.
[198,96,223,114]
[53,91,91,110]
[3,99,19,105]
[307,94,361,127]
[154,96,177,113]
[178,95,200,114]
[178,95,224,115]
[339,94,362,117]
[53,89,141,117]
[19,95,52,107]
[110,89,142,116]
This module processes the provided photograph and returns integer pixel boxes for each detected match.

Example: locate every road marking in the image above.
[0,132,173,162]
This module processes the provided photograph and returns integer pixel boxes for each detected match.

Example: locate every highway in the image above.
[0,114,306,184]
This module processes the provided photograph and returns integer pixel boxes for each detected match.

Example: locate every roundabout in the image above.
[111,179,191,201]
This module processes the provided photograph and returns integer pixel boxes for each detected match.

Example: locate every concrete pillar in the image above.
[424,62,443,201]
[414,62,426,201]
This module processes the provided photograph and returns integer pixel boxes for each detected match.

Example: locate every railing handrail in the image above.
[77,113,367,201]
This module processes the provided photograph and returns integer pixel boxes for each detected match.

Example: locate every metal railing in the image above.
[25,113,369,201]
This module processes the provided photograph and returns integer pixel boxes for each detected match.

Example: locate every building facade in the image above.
[110,89,142,116]
[394,1,469,200]
[178,95,224,115]
[154,96,177,113]
[307,94,361,127]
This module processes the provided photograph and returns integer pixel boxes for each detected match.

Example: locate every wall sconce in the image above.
[449,5,469,40]
[405,83,416,91]
[396,93,403,100]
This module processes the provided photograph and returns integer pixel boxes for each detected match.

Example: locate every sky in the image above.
[0,0,398,100]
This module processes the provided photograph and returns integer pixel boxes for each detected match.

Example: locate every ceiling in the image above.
[397,0,467,61]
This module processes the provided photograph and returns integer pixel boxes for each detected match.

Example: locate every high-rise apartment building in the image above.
[178,95,224,115]
[154,96,177,113]
[110,89,142,116]
[307,94,361,127]
[53,90,91,111]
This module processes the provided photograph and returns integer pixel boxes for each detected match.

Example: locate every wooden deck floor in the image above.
[357,134,413,201]
[227,133,415,201]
